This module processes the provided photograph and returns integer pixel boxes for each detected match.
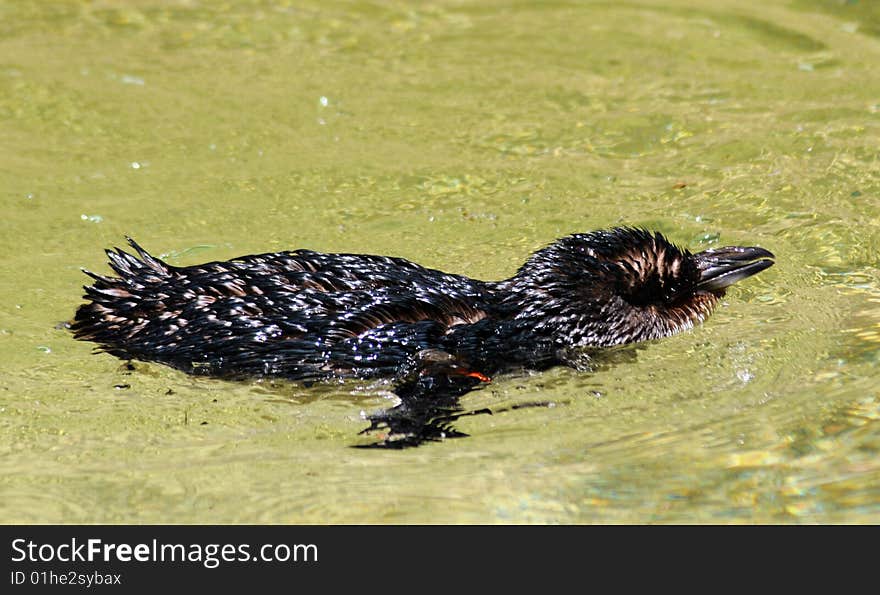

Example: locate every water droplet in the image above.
[120,74,144,86]
[736,369,754,384]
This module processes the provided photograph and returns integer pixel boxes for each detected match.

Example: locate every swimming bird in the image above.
[71,228,774,382]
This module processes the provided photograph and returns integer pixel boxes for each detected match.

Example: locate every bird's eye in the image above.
[662,284,681,304]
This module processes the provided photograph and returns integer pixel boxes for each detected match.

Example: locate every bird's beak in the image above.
[694,246,775,293]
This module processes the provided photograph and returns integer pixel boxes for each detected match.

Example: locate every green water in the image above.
[1,0,879,523]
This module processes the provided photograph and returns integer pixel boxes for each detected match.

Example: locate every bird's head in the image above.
[503,228,774,348]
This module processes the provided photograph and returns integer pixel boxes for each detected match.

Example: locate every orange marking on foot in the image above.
[464,371,491,382]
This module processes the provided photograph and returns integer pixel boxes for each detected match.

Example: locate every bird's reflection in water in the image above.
[355,350,492,449]
[354,346,642,449]
[357,378,486,449]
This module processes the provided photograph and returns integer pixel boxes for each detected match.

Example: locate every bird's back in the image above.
[73,240,495,380]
